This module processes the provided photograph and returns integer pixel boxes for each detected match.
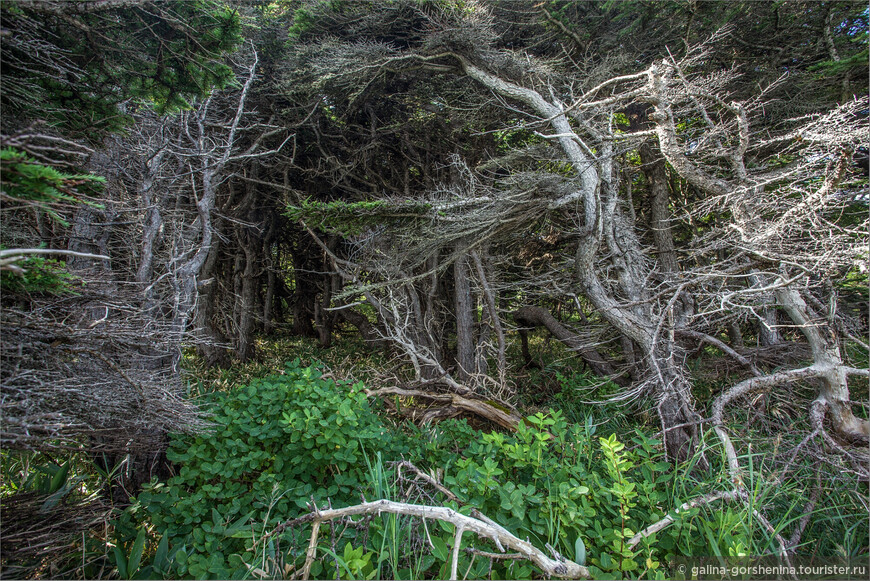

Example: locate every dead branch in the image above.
[627,489,742,550]
[712,365,821,484]
[0,248,110,270]
[271,499,590,580]
[365,386,520,431]
[391,460,521,534]
[676,329,761,376]
[513,305,618,379]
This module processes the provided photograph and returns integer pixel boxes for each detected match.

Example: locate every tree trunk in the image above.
[262,219,278,337]
[237,230,259,362]
[749,273,781,346]
[758,307,781,347]
[263,262,276,336]
[338,307,386,348]
[575,251,701,462]
[194,234,230,367]
[621,335,639,381]
[639,141,679,274]
[290,227,319,338]
[775,285,869,444]
[134,146,166,301]
[472,249,507,389]
[454,254,476,381]
[314,275,334,348]
[728,322,745,348]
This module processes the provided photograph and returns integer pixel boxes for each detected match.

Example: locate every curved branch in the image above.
[455,56,599,216]
[628,490,741,549]
[712,365,821,484]
[513,306,618,379]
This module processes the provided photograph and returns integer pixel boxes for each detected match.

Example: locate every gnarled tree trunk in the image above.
[776,285,869,444]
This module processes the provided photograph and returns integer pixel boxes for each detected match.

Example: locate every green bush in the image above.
[120,363,816,580]
[126,360,411,578]
[0,253,79,296]
[0,148,104,226]
[437,410,687,579]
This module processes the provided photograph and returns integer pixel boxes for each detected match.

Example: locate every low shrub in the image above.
[122,360,411,578]
[117,362,856,580]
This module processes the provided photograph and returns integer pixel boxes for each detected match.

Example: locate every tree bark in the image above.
[237,230,259,362]
[639,142,678,274]
[338,307,386,348]
[775,285,869,444]
[262,218,278,336]
[472,249,507,389]
[750,274,781,347]
[290,227,319,338]
[194,231,230,367]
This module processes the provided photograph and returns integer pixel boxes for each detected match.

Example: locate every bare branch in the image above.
[270,499,590,579]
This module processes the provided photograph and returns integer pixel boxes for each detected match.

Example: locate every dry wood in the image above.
[627,490,742,549]
[365,386,520,431]
[513,305,617,378]
[271,499,590,580]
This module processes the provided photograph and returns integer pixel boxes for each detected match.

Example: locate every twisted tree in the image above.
[277,0,868,462]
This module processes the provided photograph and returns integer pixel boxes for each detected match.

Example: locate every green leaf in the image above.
[49,460,70,494]
[113,545,128,580]
[574,536,586,566]
[128,527,148,577]
[224,510,254,538]
[431,536,449,561]
[175,546,188,566]
[153,534,169,572]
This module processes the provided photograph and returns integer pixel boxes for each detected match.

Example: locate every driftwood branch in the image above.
[392,460,518,538]
[365,386,521,431]
[271,499,590,580]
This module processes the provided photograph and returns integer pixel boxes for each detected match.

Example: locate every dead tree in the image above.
[646,54,869,448]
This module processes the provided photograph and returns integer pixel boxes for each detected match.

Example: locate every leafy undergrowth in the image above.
[3,337,867,579]
[98,359,867,580]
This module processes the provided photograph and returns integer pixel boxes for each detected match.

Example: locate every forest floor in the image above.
[1,332,868,580]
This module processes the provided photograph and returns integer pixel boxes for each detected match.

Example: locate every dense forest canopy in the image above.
[1,1,868,579]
